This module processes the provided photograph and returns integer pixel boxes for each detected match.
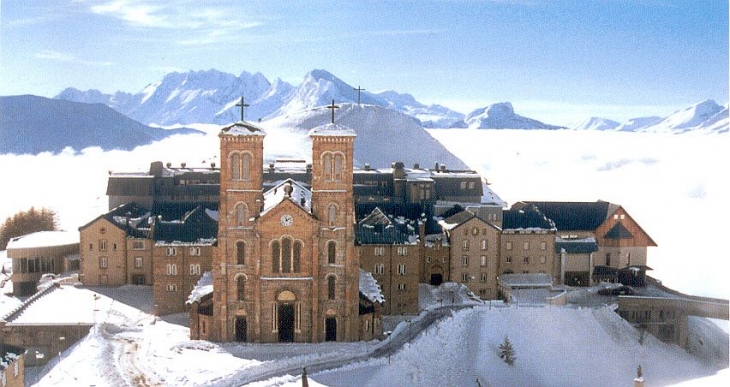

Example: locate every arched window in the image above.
[323,153,332,180]
[236,241,245,265]
[236,275,245,301]
[327,275,336,300]
[271,240,280,273]
[293,241,302,273]
[281,237,292,273]
[235,203,247,226]
[231,153,241,180]
[328,204,337,226]
[333,154,343,180]
[327,241,336,264]
[242,153,251,181]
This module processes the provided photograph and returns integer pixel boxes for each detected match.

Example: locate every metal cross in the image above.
[353,85,365,105]
[326,99,339,123]
[236,96,249,121]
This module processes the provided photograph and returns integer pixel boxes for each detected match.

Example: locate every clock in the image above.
[280,214,293,226]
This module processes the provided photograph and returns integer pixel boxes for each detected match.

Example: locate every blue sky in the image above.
[1,0,727,124]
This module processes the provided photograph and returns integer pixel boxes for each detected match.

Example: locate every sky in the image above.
[0,0,728,124]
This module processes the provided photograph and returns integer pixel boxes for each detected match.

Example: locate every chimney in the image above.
[364,163,370,171]
[413,163,420,169]
[440,165,447,172]
[181,162,186,168]
[434,161,439,171]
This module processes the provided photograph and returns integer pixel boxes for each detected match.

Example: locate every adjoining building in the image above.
[6,231,79,296]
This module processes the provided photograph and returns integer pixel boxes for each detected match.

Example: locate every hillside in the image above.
[262,103,469,169]
[464,102,563,129]
[0,95,201,155]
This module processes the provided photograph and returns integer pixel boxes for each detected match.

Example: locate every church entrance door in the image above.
[235,317,247,342]
[325,317,337,341]
[278,304,294,342]
[430,273,443,286]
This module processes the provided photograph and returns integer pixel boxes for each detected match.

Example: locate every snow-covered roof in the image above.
[187,271,214,305]
[262,179,312,215]
[308,123,357,137]
[359,269,385,304]
[499,273,553,288]
[6,230,79,250]
[220,121,266,136]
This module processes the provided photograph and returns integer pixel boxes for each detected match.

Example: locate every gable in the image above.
[595,206,657,247]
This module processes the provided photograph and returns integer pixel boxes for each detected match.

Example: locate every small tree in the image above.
[0,207,58,250]
[498,335,516,366]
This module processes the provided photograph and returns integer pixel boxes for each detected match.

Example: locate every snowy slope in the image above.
[262,103,469,169]
[464,102,563,129]
[571,116,620,131]
[636,100,728,134]
[614,116,663,132]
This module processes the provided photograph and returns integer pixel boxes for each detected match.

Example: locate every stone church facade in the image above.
[207,119,360,343]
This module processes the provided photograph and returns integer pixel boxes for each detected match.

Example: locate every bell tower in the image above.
[213,118,265,341]
[308,100,359,341]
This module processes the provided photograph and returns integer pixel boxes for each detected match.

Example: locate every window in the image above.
[480,273,487,282]
[461,273,469,282]
[236,241,245,265]
[481,239,487,250]
[323,154,332,180]
[166,247,176,256]
[460,181,467,190]
[374,246,384,256]
[272,238,301,273]
[328,276,336,300]
[397,263,406,275]
[232,153,241,180]
[293,241,302,272]
[133,240,145,250]
[480,255,487,267]
[605,253,611,266]
[328,204,337,226]
[99,257,108,269]
[167,284,177,292]
[135,257,143,268]
[506,241,513,250]
[506,256,512,264]
[426,256,431,263]
[540,241,547,251]
[468,181,475,189]
[328,241,337,264]
[374,264,385,275]
[89,243,94,251]
[397,283,406,291]
[334,154,343,181]
[242,153,251,181]
[189,247,201,256]
[237,276,245,301]
[282,238,292,272]
[523,256,530,264]
[166,263,177,275]
[397,246,407,256]
[100,274,108,285]
[523,242,530,250]
[99,239,108,251]
[472,227,478,235]
[461,256,469,266]
[271,240,280,273]
[189,264,201,275]
[112,243,118,251]
[462,240,469,251]
[539,256,546,264]
[235,203,247,226]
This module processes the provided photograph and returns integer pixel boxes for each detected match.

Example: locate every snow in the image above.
[5,230,78,250]
[187,271,213,305]
[359,269,385,304]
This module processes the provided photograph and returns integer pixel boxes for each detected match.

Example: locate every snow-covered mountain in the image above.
[464,102,563,129]
[637,99,728,134]
[262,103,469,170]
[55,69,466,128]
[0,95,202,155]
[571,117,620,131]
[614,116,663,132]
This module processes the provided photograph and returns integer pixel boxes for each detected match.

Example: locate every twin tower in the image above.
[210,117,359,343]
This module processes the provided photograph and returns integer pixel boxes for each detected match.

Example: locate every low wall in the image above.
[0,322,93,366]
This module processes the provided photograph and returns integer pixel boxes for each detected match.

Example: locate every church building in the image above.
[202,106,363,343]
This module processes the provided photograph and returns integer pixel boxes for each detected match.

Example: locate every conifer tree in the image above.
[0,207,58,250]
[498,335,516,366]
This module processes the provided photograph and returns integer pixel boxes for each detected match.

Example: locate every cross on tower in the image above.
[236,96,249,122]
[326,99,339,124]
[353,85,365,105]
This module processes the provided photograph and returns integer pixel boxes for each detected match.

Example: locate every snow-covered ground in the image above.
[14,283,727,387]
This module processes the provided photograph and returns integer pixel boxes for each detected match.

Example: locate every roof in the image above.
[525,201,614,231]
[187,271,213,305]
[499,273,553,288]
[152,205,218,243]
[220,121,266,136]
[262,179,312,216]
[308,122,357,137]
[554,236,599,254]
[355,208,419,245]
[359,269,385,304]
[593,265,618,276]
[438,210,500,232]
[502,204,556,231]
[604,222,634,239]
[78,202,152,237]
[6,230,78,250]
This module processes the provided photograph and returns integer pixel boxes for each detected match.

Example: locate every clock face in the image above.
[280,214,293,226]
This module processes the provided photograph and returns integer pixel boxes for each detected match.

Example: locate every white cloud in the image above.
[35,50,113,66]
